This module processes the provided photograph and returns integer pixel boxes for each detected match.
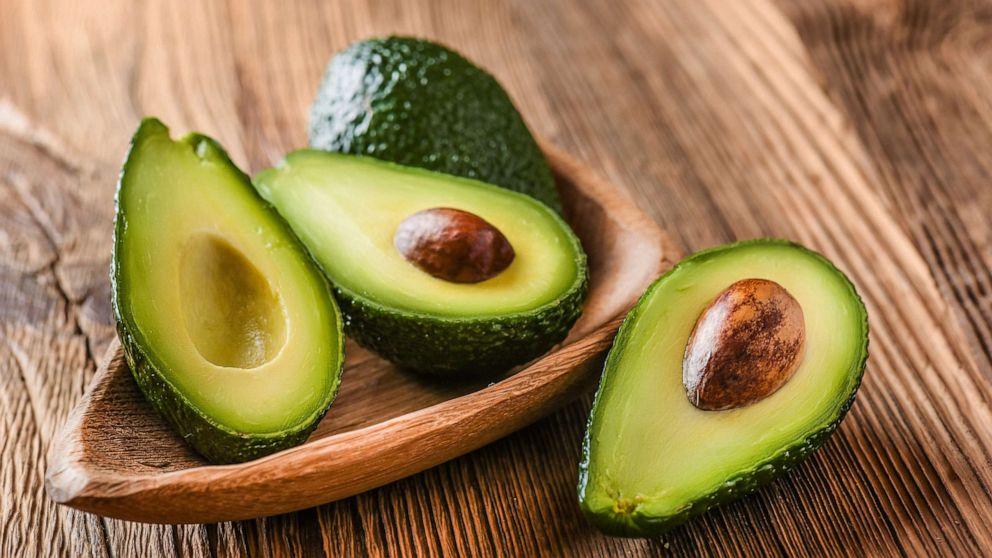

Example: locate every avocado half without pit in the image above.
[252,151,588,375]
[112,119,345,464]
[578,239,868,536]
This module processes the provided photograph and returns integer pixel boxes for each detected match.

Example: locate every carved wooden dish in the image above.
[45,142,681,524]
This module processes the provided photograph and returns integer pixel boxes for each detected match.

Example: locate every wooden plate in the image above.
[45,142,682,524]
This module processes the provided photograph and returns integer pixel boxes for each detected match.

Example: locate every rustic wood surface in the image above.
[2,0,991,556]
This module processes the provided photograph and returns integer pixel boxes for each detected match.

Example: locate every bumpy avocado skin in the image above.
[336,261,587,375]
[309,36,562,212]
[577,239,870,537]
[112,119,345,464]
[117,323,325,464]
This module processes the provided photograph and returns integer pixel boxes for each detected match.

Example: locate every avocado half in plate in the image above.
[112,119,345,464]
[253,151,588,375]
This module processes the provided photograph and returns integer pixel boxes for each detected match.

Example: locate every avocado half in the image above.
[578,239,869,536]
[112,119,345,464]
[308,36,562,212]
[253,151,588,375]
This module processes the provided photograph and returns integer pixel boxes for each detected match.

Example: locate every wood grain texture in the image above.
[2,0,992,556]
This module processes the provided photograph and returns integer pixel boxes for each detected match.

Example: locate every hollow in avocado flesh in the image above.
[112,119,345,464]
[578,239,868,536]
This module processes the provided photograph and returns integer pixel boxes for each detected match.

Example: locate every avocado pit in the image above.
[394,207,515,283]
[683,278,806,411]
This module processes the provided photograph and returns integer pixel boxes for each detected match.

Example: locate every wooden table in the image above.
[2,0,991,555]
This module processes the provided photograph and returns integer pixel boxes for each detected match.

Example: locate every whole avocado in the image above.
[309,36,562,212]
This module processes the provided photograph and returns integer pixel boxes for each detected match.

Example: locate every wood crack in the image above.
[0,99,86,176]
[0,330,45,436]
[5,171,98,370]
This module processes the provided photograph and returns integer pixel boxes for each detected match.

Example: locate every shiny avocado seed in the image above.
[394,207,515,283]
[683,278,806,411]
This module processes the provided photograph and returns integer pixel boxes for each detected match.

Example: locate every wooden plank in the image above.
[2,0,991,555]
[780,0,992,378]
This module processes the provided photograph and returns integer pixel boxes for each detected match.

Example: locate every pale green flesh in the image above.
[584,243,865,518]
[117,131,340,433]
[253,151,580,316]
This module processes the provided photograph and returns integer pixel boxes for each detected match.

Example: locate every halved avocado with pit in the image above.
[253,151,588,375]
[112,119,344,464]
[578,239,868,536]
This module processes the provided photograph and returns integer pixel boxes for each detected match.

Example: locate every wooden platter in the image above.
[44,142,681,524]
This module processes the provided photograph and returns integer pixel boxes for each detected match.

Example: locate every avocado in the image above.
[253,150,587,375]
[112,119,345,464]
[308,36,562,212]
[578,239,868,536]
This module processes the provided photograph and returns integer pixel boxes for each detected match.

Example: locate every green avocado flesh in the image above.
[253,150,587,374]
[112,119,344,464]
[308,36,562,212]
[579,239,868,536]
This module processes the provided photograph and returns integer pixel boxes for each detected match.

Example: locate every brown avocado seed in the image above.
[683,278,806,411]
[394,207,515,283]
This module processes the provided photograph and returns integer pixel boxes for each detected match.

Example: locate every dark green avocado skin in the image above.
[118,324,322,464]
[308,36,562,212]
[112,119,344,464]
[577,239,870,537]
[336,264,587,375]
